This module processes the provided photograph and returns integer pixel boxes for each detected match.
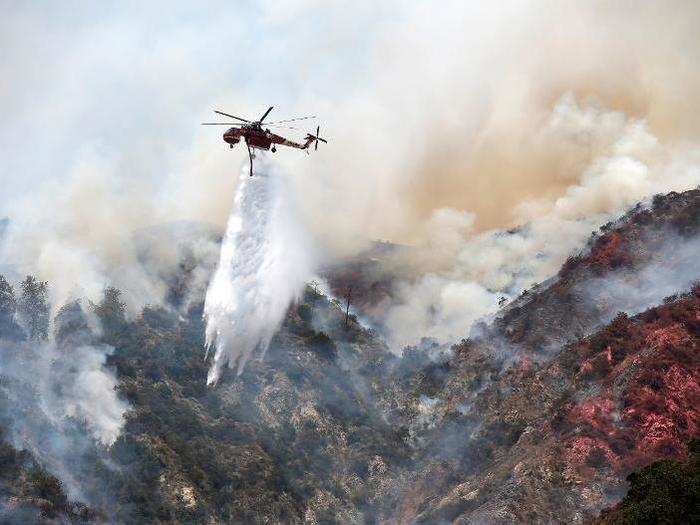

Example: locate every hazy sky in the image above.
[0,1,390,210]
[1,1,541,220]
[2,0,699,316]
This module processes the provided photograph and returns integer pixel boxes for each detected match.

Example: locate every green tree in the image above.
[0,275,16,319]
[597,440,699,524]
[0,274,21,339]
[17,275,50,340]
[91,286,127,343]
[54,299,92,347]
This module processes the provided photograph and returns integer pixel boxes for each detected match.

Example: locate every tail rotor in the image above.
[306,125,328,151]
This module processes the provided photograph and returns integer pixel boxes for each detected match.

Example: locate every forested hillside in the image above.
[0,189,698,523]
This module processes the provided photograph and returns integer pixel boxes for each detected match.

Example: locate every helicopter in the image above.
[202,106,327,176]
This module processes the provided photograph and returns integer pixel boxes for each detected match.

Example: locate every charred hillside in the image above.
[389,287,698,523]
[376,189,699,523]
[0,188,698,524]
[491,189,700,357]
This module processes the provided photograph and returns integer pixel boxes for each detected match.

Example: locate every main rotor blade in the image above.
[213,110,249,122]
[201,122,246,125]
[267,124,301,130]
[259,106,274,123]
[266,116,316,124]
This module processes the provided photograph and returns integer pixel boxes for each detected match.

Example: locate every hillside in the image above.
[0,188,698,523]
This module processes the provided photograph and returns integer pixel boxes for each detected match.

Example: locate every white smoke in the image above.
[578,233,700,324]
[383,95,700,349]
[0,333,128,500]
[1,2,699,360]
[2,340,127,443]
[204,159,316,383]
[2,2,700,325]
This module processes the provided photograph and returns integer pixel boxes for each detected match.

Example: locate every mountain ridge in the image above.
[0,188,697,523]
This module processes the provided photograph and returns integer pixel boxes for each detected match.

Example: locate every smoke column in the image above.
[380,95,700,349]
[204,159,315,384]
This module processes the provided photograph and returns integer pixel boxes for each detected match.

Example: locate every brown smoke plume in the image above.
[1,1,699,332]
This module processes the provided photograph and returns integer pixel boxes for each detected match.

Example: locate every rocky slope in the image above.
[0,189,697,523]
[389,287,698,523]
[382,189,699,523]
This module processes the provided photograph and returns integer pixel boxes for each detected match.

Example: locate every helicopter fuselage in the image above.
[223,124,313,153]
[223,125,273,150]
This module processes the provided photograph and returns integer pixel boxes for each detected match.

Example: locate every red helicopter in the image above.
[202,106,327,176]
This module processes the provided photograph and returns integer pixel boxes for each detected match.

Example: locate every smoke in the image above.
[579,233,700,326]
[0,1,699,349]
[284,1,700,249]
[0,300,129,502]
[204,160,316,383]
[0,151,224,313]
[380,95,700,349]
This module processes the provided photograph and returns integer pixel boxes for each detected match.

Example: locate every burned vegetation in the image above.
[0,188,698,523]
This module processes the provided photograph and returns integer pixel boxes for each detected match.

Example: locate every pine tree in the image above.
[0,274,16,322]
[54,300,92,347]
[91,286,127,343]
[0,274,21,339]
[17,275,50,341]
